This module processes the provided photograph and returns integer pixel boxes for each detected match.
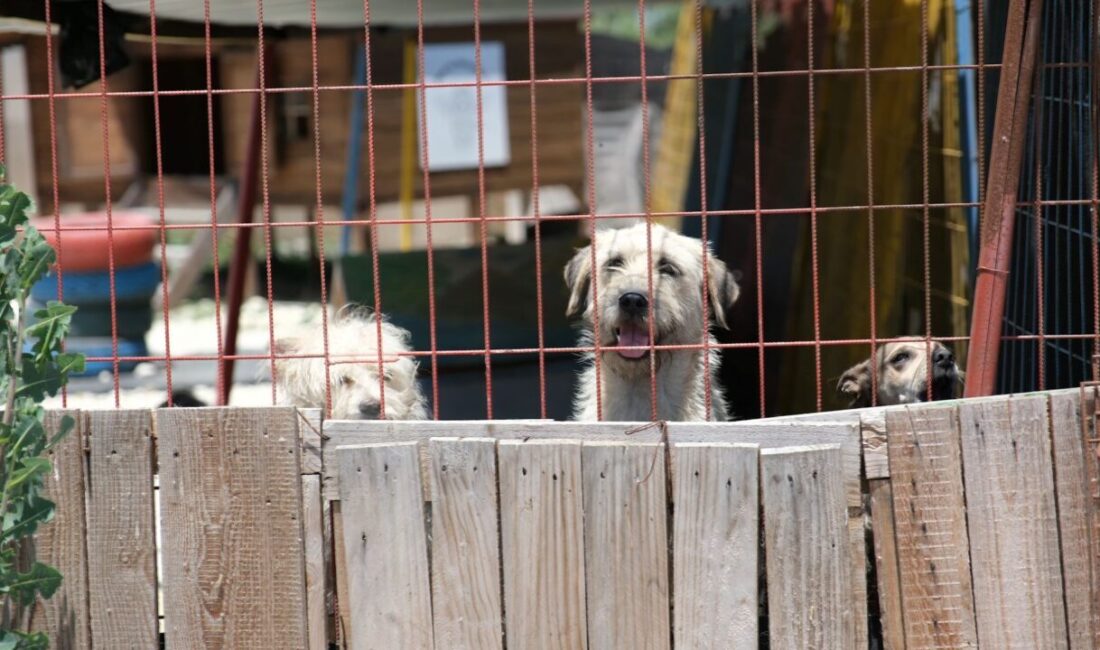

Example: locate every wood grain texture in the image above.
[670,442,758,648]
[302,475,328,650]
[29,410,90,650]
[298,408,323,474]
[869,478,906,650]
[498,439,588,650]
[428,438,504,650]
[85,410,158,649]
[1049,391,1095,649]
[582,442,670,650]
[887,404,978,649]
[959,396,1068,649]
[1082,387,1100,649]
[332,501,352,647]
[761,445,853,650]
[156,407,309,649]
[336,442,433,650]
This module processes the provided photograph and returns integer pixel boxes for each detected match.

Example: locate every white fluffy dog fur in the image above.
[273,309,428,420]
[565,223,740,421]
[837,339,963,408]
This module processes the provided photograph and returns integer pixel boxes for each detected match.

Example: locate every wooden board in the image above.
[156,407,309,649]
[1048,391,1096,649]
[332,501,352,647]
[959,396,1068,648]
[887,404,978,649]
[323,418,868,645]
[869,478,906,650]
[670,442,758,648]
[298,408,324,474]
[85,410,158,648]
[1082,387,1100,648]
[582,442,670,650]
[428,438,504,650]
[302,475,328,650]
[761,445,853,649]
[498,439,588,649]
[336,442,433,649]
[29,410,90,650]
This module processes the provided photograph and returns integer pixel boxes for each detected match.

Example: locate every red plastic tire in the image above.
[31,212,157,272]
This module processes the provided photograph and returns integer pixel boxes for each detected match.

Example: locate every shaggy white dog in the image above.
[837,339,963,407]
[273,309,428,420]
[565,223,740,421]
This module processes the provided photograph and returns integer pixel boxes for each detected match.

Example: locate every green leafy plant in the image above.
[0,170,83,649]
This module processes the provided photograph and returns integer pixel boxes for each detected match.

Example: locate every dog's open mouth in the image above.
[615,323,652,360]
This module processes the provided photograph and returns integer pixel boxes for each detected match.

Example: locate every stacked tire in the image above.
[30,213,160,376]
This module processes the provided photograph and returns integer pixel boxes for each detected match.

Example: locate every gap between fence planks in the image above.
[959,396,1068,648]
[761,444,853,649]
[887,404,978,649]
[1048,391,1096,649]
[428,438,504,650]
[86,410,159,649]
[156,407,309,649]
[670,442,758,648]
[301,475,328,650]
[499,439,588,649]
[582,442,670,650]
[29,410,91,650]
[337,442,434,650]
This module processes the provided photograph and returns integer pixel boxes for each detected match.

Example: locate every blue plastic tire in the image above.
[31,262,161,305]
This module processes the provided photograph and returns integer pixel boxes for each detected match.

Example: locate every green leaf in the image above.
[17,357,63,401]
[3,562,63,606]
[16,228,55,291]
[48,414,76,448]
[2,496,54,543]
[55,352,85,377]
[26,302,77,345]
[5,458,51,492]
[0,186,30,231]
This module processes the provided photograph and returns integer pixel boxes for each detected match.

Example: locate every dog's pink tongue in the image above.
[617,324,650,358]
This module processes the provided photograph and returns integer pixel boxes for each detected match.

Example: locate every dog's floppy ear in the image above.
[705,255,739,329]
[837,358,873,408]
[564,245,592,317]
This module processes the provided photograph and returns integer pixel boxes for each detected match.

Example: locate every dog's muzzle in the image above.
[614,292,651,360]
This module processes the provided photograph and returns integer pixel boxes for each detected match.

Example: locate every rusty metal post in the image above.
[964,0,1043,397]
[218,45,272,406]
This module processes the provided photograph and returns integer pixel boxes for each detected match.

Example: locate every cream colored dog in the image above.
[565,223,740,421]
[273,309,428,420]
[837,339,963,408]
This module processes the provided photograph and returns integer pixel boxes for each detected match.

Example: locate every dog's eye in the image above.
[658,260,680,277]
[339,376,355,387]
[606,256,624,270]
[383,370,394,383]
[891,352,911,365]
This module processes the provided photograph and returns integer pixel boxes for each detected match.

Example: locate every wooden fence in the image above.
[23,387,1100,649]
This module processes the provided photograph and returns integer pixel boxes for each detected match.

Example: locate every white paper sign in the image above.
[418,42,511,172]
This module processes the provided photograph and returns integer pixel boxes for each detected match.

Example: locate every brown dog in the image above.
[837,339,963,408]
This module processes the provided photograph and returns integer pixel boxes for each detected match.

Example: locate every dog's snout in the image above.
[933,348,955,367]
[358,401,381,418]
[618,292,649,316]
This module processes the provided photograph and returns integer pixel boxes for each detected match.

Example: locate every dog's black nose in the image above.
[358,401,381,418]
[618,292,649,315]
[933,348,954,367]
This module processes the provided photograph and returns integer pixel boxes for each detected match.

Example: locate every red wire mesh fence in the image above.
[0,0,1095,420]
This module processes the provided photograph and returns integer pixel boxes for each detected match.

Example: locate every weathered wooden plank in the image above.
[959,396,1068,649]
[428,437,503,650]
[861,410,890,479]
[332,501,352,647]
[28,410,90,649]
[582,442,669,650]
[1049,391,1096,649]
[157,407,309,649]
[761,445,852,650]
[887,404,978,649]
[670,442,758,648]
[336,442,433,650]
[323,418,867,645]
[86,410,158,649]
[1082,387,1100,649]
[498,439,587,649]
[302,475,328,650]
[298,407,323,474]
[869,478,906,650]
